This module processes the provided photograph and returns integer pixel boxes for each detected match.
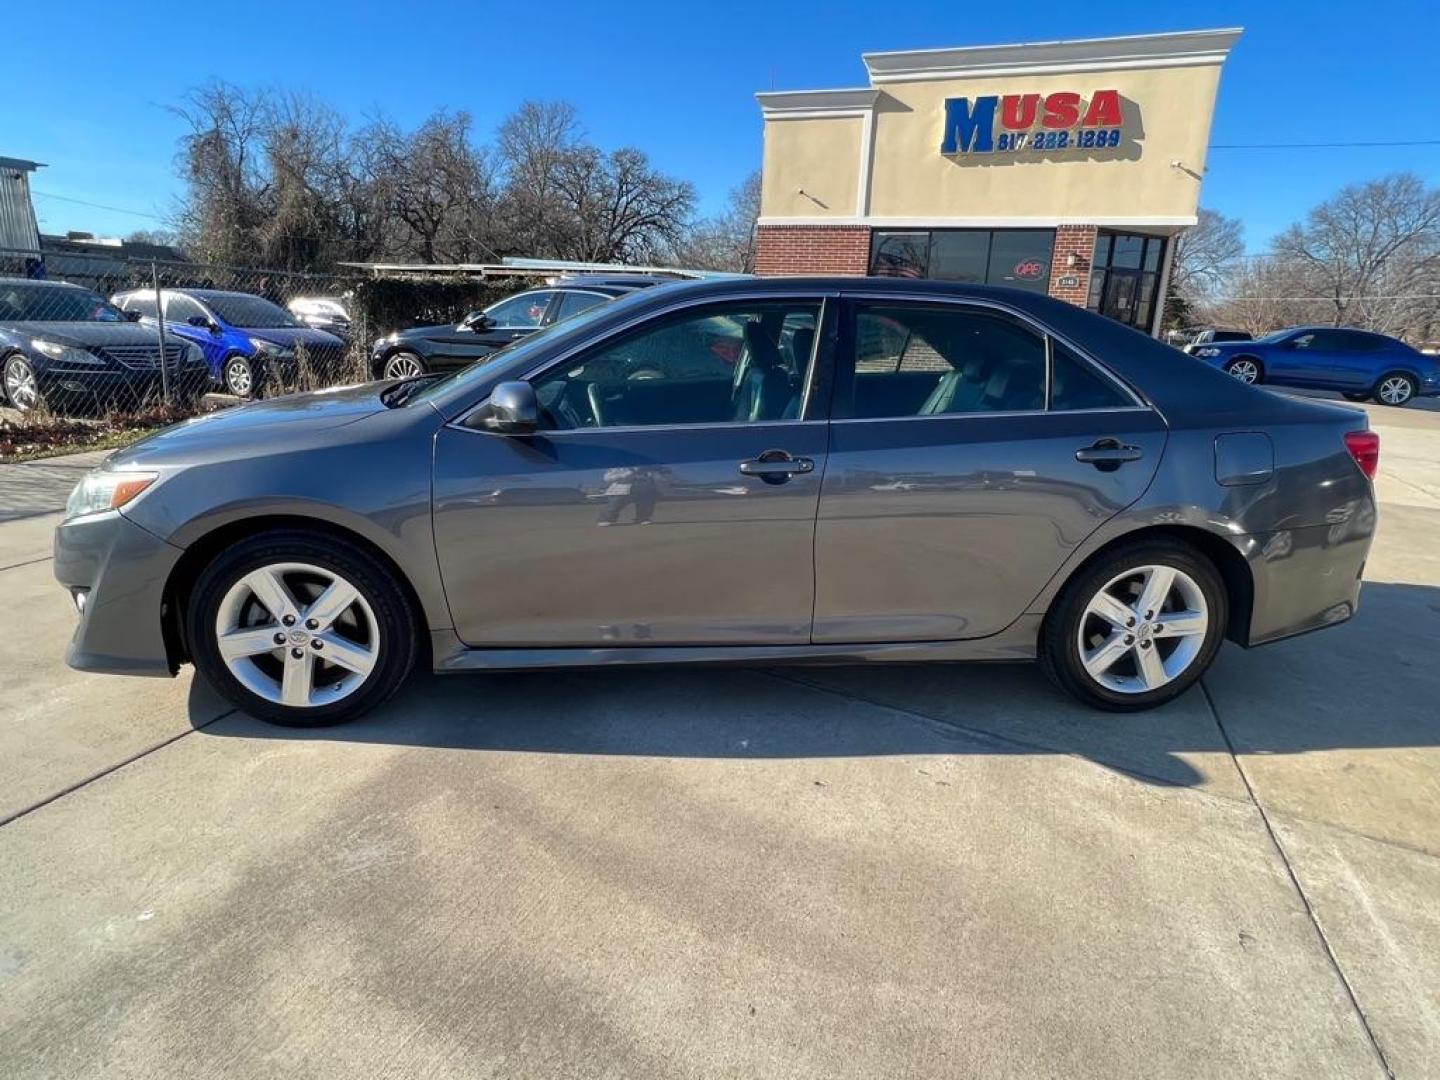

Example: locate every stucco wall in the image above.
[761,116,864,219]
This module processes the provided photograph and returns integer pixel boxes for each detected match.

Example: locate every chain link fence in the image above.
[0,247,528,459]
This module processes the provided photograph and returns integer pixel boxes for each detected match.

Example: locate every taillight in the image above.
[1344,430,1380,480]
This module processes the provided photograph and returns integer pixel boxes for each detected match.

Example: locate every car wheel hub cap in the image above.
[228,362,251,394]
[5,362,38,409]
[1380,378,1410,404]
[387,354,422,378]
[1230,361,1257,383]
[1076,564,1209,695]
[215,562,378,708]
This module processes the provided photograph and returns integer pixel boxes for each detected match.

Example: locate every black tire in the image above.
[381,351,428,380]
[1039,537,1229,713]
[1223,356,1263,384]
[1342,392,1369,402]
[186,529,419,727]
[222,355,256,398]
[1372,371,1416,407]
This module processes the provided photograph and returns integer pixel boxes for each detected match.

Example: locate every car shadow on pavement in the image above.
[191,580,1440,791]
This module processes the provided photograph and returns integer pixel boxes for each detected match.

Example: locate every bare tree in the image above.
[670,171,762,272]
[552,147,696,262]
[495,100,583,256]
[172,83,272,265]
[1271,172,1440,334]
[1171,208,1243,305]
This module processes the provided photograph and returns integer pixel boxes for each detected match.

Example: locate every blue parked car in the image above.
[1191,326,1440,407]
[112,288,347,398]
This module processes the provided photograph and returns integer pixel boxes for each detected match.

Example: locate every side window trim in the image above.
[835,292,1148,419]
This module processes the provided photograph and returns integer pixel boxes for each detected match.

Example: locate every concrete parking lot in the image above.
[1,395,1437,1079]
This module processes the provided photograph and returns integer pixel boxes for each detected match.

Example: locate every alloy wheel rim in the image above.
[1228,360,1258,383]
[1379,376,1412,405]
[5,359,38,410]
[385,353,424,379]
[1076,564,1209,695]
[226,360,252,396]
[215,562,379,708]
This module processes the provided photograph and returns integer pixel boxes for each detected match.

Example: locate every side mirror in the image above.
[463,311,493,331]
[123,309,142,322]
[186,315,210,328]
[470,381,539,435]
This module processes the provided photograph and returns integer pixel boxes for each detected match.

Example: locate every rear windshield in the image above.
[205,294,301,328]
[0,283,127,323]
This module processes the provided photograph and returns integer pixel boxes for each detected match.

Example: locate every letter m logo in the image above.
[941,96,997,154]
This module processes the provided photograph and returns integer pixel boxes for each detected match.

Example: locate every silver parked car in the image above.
[54,278,1379,726]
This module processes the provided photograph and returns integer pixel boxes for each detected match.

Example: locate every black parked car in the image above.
[0,278,210,414]
[369,277,671,379]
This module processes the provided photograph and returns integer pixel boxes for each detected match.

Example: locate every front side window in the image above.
[844,304,1046,418]
[532,300,821,430]
[485,291,554,328]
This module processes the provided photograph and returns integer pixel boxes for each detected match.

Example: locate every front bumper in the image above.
[53,510,183,677]
[36,363,212,405]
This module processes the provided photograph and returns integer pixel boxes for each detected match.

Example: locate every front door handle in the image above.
[1075,439,1143,470]
[739,450,815,484]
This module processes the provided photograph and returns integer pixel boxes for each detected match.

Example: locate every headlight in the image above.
[65,470,160,521]
[183,342,204,364]
[247,337,297,359]
[31,339,100,366]
[1195,347,1221,358]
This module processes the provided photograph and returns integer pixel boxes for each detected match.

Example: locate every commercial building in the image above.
[754,29,1240,335]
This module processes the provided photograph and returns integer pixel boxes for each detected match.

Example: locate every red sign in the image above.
[1013,260,1046,280]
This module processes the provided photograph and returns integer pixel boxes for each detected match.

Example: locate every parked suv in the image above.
[0,278,209,414]
[369,278,670,379]
[1193,326,1440,406]
[113,288,348,398]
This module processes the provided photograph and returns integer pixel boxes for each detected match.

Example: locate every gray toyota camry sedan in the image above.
[54,278,1379,726]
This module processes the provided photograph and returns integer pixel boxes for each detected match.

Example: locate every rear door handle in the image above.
[1075,439,1143,470]
[739,450,815,483]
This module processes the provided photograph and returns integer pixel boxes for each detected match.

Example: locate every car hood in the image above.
[106,382,388,468]
[244,326,346,349]
[0,321,175,348]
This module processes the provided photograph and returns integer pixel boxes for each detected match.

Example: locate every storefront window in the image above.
[1088,231,1167,332]
[869,229,1055,294]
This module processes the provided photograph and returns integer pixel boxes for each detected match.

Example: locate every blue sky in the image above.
[3,0,1436,252]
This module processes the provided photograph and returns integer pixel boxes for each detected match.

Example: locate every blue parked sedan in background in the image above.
[1191,326,1440,406]
[112,288,348,398]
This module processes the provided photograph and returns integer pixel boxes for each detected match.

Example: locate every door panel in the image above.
[814,409,1166,643]
[432,423,827,646]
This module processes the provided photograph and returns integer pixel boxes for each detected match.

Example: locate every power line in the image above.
[1210,139,1440,150]
[32,190,167,221]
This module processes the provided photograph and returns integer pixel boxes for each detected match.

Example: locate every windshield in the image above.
[205,294,301,328]
[0,283,128,323]
[408,289,649,407]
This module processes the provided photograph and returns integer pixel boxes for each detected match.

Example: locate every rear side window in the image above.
[844,304,1046,418]
[553,291,608,322]
[1050,342,1133,411]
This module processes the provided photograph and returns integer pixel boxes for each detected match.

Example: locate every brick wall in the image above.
[754,225,871,276]
[1047,224,1098,308]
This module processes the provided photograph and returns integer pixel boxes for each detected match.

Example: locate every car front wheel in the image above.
[223,355,255,398]
[1223,357,1262,384]
[382,351,427,380]
[1040,539,1228,712]
[1373,372,1416,407]
[3,355,43,412]
[187,530,418,726]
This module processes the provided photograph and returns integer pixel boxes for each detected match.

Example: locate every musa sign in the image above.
[941,89,1126,155]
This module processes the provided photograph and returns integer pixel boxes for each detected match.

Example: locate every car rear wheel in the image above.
[1223,357,1262,384]
[1039,538,1228,712]
[187,530,418,727]
[1373,372,1416,407]
[223,355,255,398]
[382,351,427,380]
[3,355,43,412]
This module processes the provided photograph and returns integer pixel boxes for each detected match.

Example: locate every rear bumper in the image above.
[53,510,182,677]
[1236,507,1375,646]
